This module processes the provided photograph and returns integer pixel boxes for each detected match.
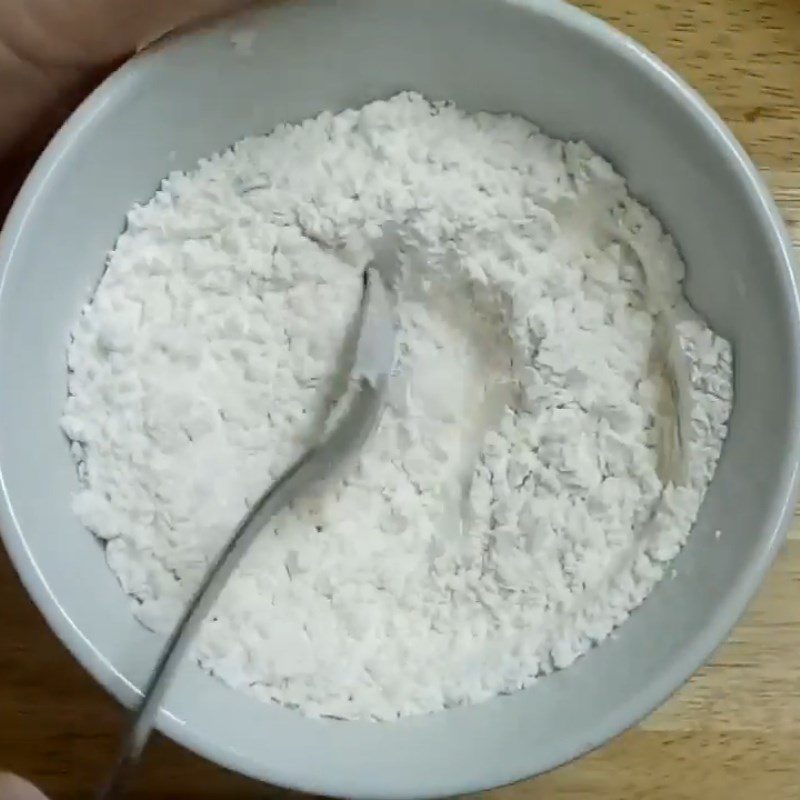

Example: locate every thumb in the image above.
[0,773,49,800]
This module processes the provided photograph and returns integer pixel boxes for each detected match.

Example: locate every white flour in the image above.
[62,93,733,720]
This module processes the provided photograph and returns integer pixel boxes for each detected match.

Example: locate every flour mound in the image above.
[63,93,733,720]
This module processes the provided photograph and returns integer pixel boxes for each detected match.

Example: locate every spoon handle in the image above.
[97,378,384,799]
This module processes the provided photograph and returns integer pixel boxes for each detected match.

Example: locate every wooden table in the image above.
[2,1,799,797]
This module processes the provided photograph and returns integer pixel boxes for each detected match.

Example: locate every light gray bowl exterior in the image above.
[0,1,798,798]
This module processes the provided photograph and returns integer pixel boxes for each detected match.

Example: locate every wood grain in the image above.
[2,1,799,798]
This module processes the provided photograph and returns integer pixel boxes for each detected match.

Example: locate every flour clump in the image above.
[62,93,733,720]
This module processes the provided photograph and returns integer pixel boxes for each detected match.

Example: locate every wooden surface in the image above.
[2,1,800,798]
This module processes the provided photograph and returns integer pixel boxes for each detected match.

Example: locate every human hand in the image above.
[0,773,48,800]
[0,0,253,197]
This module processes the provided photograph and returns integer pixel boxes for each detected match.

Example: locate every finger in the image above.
[0,0,254,159]
[7,0,256,66]
[134,0,260,52]
[0,773,49,800]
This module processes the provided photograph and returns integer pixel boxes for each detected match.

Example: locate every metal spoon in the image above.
[97,264,396,799]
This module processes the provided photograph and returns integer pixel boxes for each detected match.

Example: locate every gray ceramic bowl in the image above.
[1,1,798,797]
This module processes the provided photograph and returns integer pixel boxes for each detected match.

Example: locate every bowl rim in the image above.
[1,0,799,796]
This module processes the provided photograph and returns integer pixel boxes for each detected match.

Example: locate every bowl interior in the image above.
[0,1,797,797]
